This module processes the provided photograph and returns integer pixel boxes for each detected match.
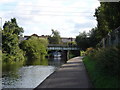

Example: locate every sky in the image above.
[0,0,100,38]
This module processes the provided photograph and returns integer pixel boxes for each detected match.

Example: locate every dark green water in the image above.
[2,57,66,88]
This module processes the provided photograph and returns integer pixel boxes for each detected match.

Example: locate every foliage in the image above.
[94,47,120,75]
[94,2,120,40]
[67,41,76,46]
[0,50,2,70]
[69,50,80,59]
[85,47,94,56]
[81,2,120,88]
[75,28,101,49]
[2,18,25,64]
[0,27,2,48]
[84,2,120,48]
[80,51,86,56]
[48,29,61,44]
[88,27,100,47]
[39,38,48,47]
[19,36,48,65]
[85,46,120,76]
[75,31,90,50]
[83,56,119,88]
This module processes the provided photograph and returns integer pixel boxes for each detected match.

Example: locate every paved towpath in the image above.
[35,57,92,88]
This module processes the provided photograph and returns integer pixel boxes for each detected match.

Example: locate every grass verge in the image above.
[83,56,119,88]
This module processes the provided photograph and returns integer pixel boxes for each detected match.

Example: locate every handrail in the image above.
[48,44,77,47]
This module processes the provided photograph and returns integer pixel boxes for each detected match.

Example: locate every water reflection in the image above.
[2,66,55,88]
[25,58,48,66]
[48,57,66,68]
[2,57,66,88]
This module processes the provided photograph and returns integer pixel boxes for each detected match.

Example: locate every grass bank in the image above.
[83,56,119,88]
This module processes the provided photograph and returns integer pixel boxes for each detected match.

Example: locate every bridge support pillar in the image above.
[61,50,68,61]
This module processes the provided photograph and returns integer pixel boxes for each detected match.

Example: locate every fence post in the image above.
[102,38,105,48]
[115,29,119,46]
[108,33,111,46]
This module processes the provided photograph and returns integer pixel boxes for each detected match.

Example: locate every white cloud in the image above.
[0,0,15,4]
[0,0,100,37]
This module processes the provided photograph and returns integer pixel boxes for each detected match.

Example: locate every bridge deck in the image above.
[47,44,80,50]
[48,47,79,50]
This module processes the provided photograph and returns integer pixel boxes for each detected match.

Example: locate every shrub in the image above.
[2,50,25,65]
[83,56,120,88]
[19,36,48,65]
[80,51,86,56]
[94,47,120,76]
[85,47,96,57]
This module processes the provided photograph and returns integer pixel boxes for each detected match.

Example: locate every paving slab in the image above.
[35,57,92,89]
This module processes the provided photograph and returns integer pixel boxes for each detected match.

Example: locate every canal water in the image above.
[2,58,66,88]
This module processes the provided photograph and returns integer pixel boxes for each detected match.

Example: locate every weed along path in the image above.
[35,57,92,88]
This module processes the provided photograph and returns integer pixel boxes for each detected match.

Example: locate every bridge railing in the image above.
[47,44,80,50]
[48,44,77,47]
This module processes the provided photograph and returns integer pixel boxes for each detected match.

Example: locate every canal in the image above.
[2,57,66,88]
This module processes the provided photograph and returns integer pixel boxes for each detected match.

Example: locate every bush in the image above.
[2,50,25,65]
[94,47,120,76]
[86,48,93,54]
[19,36,48,65]
[85,47,97,57]
[80,51,85,56]
[83,56,119,88]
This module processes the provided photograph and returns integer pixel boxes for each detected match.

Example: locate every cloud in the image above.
[0,0,100,37]
[74,22,94,29]
[0,0,15,4]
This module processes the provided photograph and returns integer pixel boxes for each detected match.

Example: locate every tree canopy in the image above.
[48,29,61,44]
[75,31,90,50]
[94,2,120,40]
[2,18,24,64]
[19,36,48,65]
[78,2,120,48]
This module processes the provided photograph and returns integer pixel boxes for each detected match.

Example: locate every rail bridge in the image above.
[47,44,80,50]
[47,44,80,60]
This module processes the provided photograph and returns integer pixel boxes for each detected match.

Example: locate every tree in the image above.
[88,27,100,47]
[75,31,90,50]
[2,18,24,64]
[0,27,2,49]
[67,41,76,46]
[94,2,120,40]
[19,36,48,65]
[48,29,61,44]
[87,2,120,47]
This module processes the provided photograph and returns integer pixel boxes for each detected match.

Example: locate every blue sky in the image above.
[0,0,100,38]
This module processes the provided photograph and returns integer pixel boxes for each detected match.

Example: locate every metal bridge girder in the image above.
[47,46,80,50]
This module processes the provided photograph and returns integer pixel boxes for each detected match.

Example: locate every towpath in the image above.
[35,57,92,89]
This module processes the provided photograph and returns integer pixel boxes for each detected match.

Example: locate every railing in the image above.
[98,26,120,48]
[47,44,80,50]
